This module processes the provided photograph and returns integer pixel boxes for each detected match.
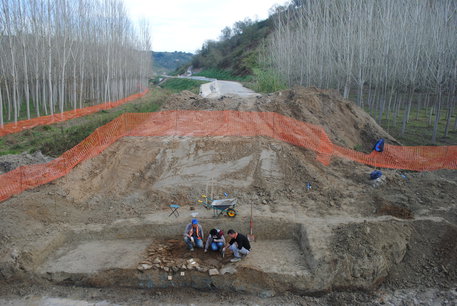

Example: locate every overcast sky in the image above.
[123,0,286,53]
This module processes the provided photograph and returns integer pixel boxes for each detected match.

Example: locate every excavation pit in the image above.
[31,217,313,294]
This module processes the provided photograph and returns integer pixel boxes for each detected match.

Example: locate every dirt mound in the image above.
[162,86,398,150]
[56,136,378,218]
[0,151,53,174]
[329,221,412,288]
[384,221,457,289]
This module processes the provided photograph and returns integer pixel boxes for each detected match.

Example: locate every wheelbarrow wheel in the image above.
[226,208,236,218]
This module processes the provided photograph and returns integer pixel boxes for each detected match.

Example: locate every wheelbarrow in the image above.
[197,194,213,209]
[210,198,237,218]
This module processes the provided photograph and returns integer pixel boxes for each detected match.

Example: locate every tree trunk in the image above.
[0,86,3,127]
[443,96,453,137]
[431,91,442,144]
[22,41,31,119]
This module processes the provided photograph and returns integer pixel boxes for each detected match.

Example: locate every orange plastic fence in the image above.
[1,110,456,203]
[0,89,149,137]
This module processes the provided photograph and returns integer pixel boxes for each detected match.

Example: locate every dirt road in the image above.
[200,80,259,98]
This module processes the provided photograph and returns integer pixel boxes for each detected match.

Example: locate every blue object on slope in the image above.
[370,170,382,180]
[373,139,385,152]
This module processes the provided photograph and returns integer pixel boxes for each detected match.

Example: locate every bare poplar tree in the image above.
[268,0,457,144]
[0,0,152,123]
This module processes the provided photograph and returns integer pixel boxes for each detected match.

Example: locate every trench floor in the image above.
[38,237,309,279]
[240,240,309,275]
[40,239,150,274]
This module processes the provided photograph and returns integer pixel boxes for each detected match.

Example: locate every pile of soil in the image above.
[330,221,412,288]
[0,151,53,174]
[162,87,399,150]
[55,136,376,214]
[384,220,457,289]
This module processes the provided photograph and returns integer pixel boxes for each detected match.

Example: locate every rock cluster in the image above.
[136,240,224,276]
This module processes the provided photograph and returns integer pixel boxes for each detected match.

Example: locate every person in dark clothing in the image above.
[223,229,251,263]
[204,228,226,253]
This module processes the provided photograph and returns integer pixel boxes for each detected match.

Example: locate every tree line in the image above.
[268,0,456,143]
[0,0,152,126]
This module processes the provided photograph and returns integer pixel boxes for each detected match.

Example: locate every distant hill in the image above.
[191,18,274,76]
[152,51,193,74]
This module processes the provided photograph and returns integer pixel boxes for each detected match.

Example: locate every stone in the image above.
[181,264,187,270]
[259,290,276,298]
[187,258,195,264]
[10,249,19,261]
[137,263,153,271]
[220,265,237,275]
[56,190,67,197]
[153,258,161,264]
[208,269,219,276]
[172,266,179,273]
[140,260,152,265]
[442,265,448,274]
[163,267,170,272]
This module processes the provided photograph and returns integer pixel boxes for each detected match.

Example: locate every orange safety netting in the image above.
[1,110,456,202]
[0,89,149,137]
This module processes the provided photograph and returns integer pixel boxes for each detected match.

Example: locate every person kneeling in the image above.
[204,228,225,254]
[183,219,204,251]
[223,229,251,263]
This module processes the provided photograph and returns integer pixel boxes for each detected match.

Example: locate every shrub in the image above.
[253,68,287,93]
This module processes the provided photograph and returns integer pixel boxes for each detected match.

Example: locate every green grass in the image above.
[363,106,457,146]
[193,69,253,82]
[0,88,168,157]
[150,75,165,85]
[3,91,154,124]
[249,68,287,93]
[160,78,207,94]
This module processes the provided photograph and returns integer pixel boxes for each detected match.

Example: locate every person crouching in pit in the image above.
[204,228,225,254]
[183,219,204,251]
[223,229,251,263]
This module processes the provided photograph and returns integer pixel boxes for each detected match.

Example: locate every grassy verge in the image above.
[160,78,207,94]
[0,88,169,157]
[363,107,457,146]
[193,69,252,82]
[248,68,287,93]
[2,90,152,124]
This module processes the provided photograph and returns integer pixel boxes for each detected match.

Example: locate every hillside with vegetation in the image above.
[152,51,193,74]
[190,18,273,77]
